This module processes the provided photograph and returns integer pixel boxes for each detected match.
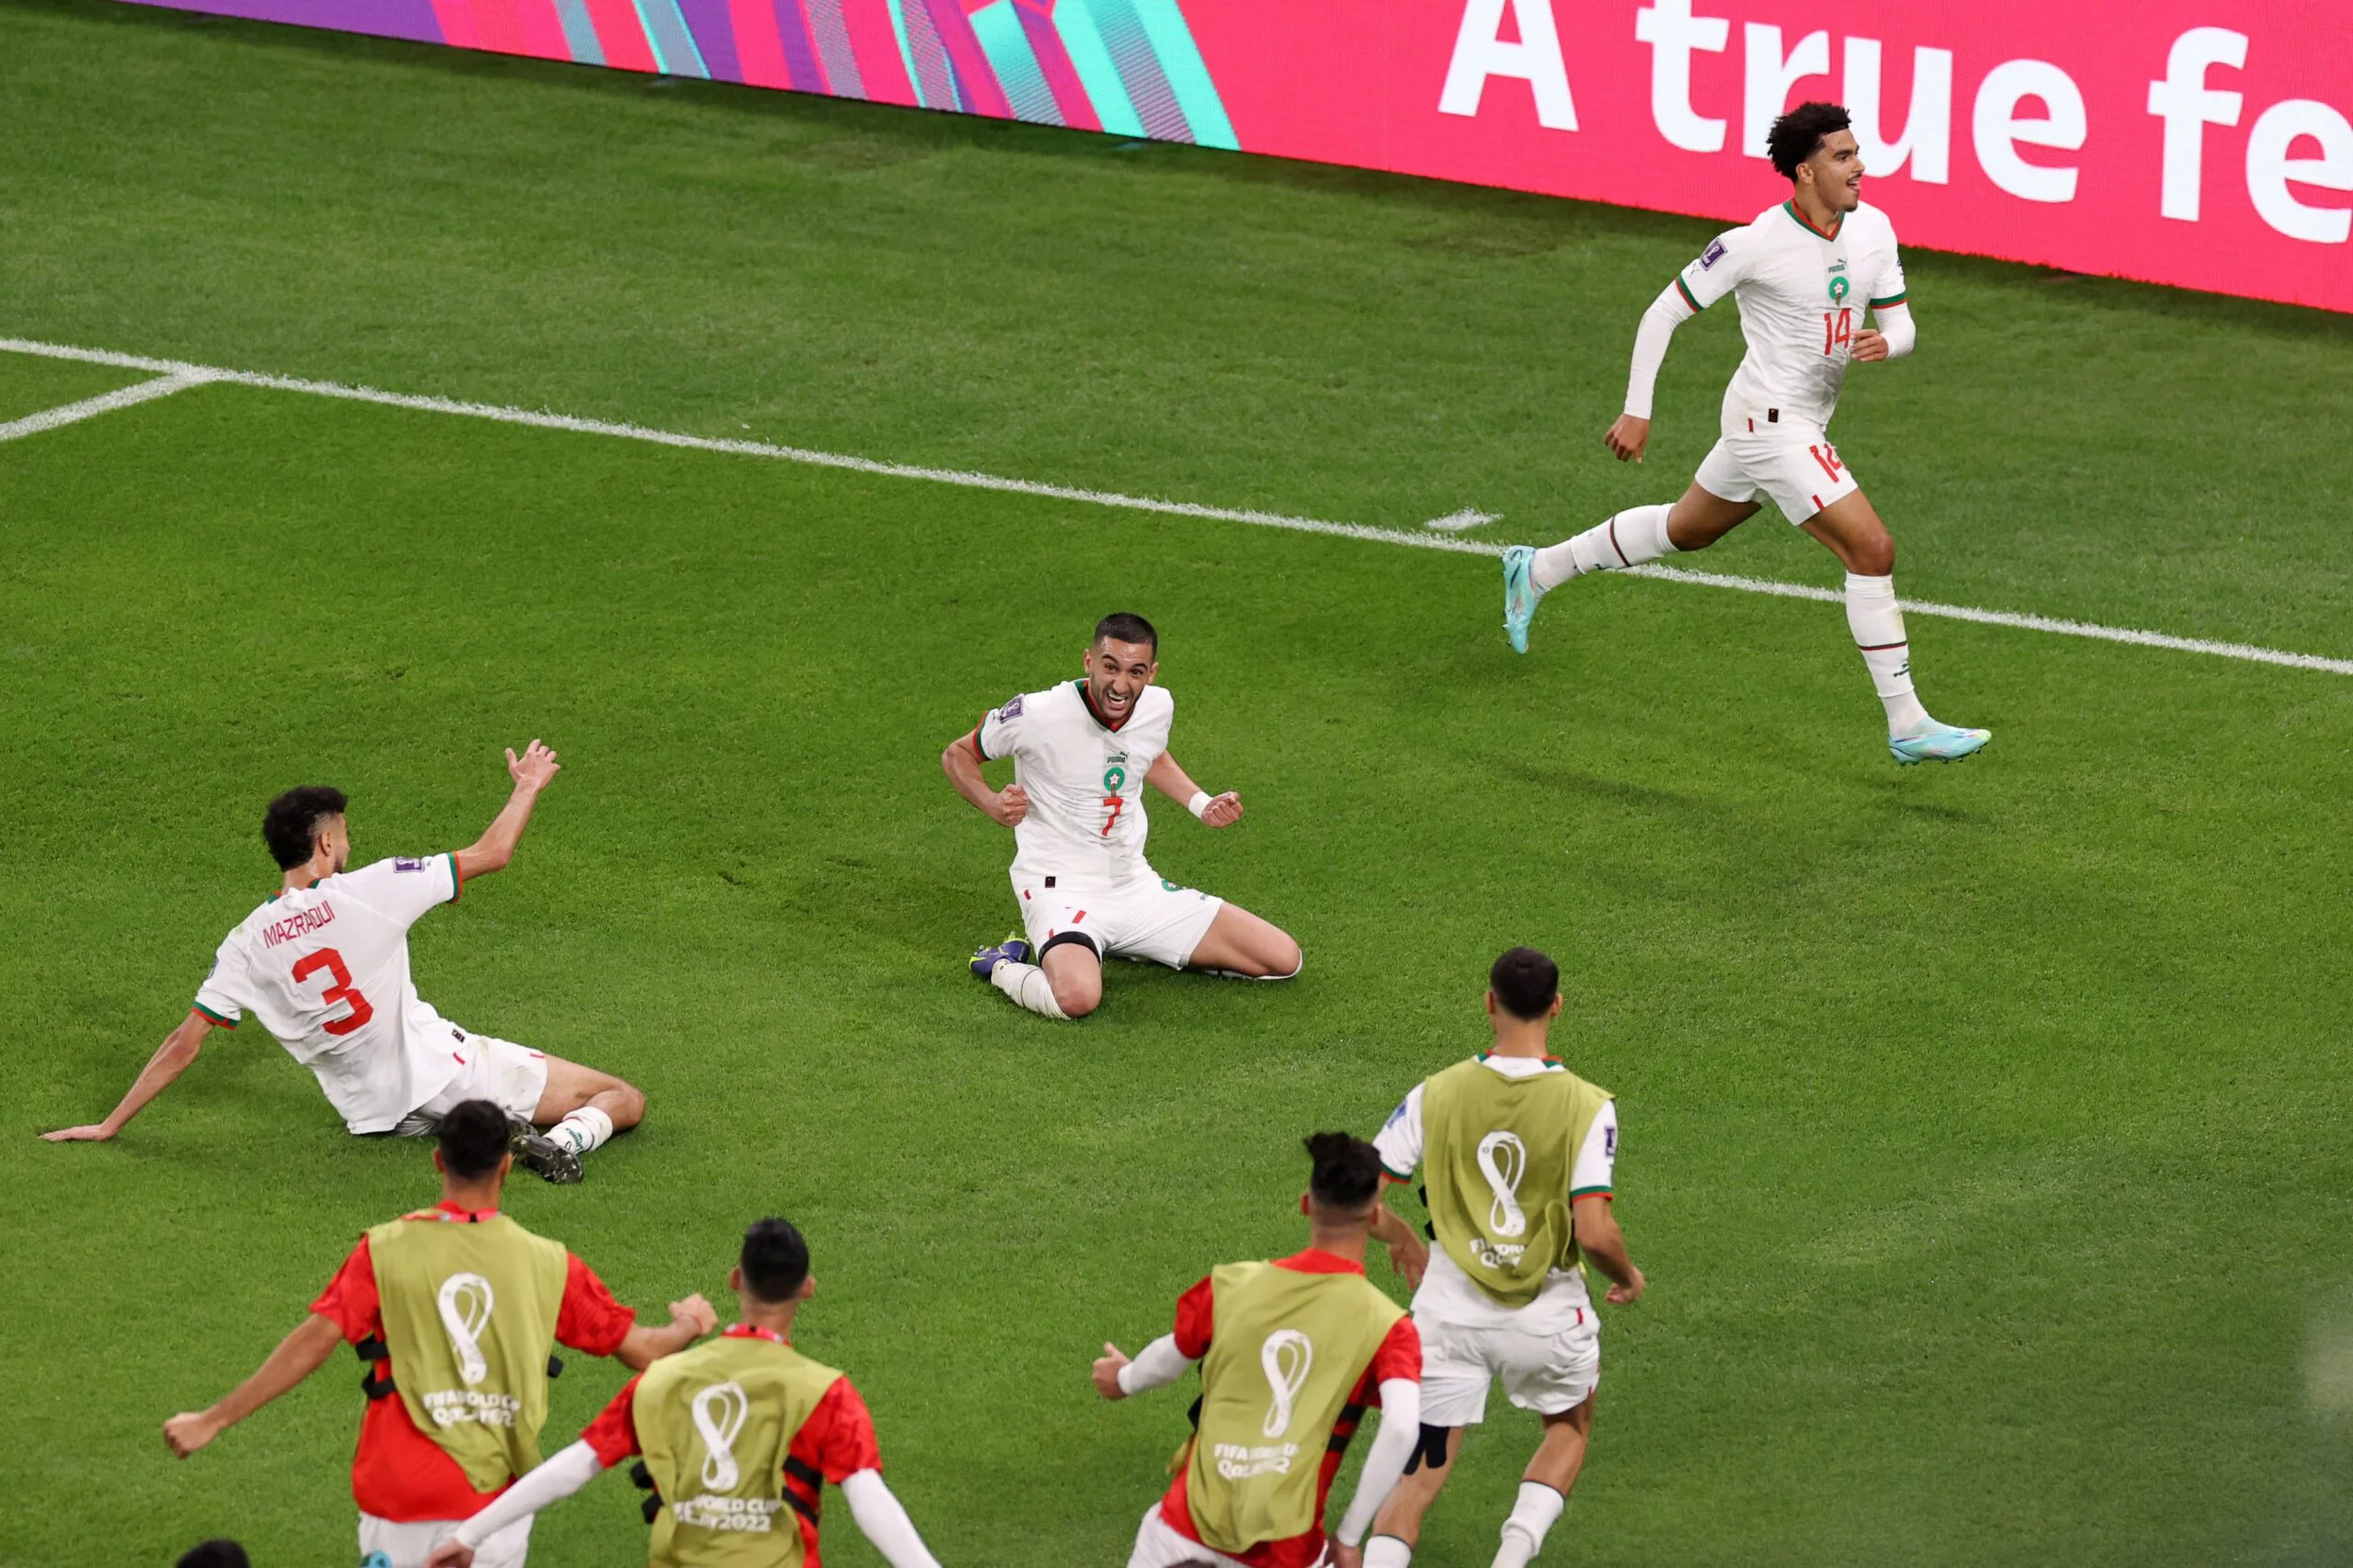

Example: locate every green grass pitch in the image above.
[4,2,2352,1563]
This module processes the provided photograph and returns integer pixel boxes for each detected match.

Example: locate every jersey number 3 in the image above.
[292,949,375,1036]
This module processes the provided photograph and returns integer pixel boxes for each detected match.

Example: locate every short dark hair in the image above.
[741,1217,812,1302]
[176,1542,250,1568]
[1768,101,1851,180]
[262,784,348,870]
[1303,1131,1382,1212]
[1092,612,1158,655]
[438,1099,512,1180]
[1490,947,1560,1022]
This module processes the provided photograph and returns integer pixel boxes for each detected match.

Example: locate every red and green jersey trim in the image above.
[1782,199,1844,240]
[1674,274,1703,312]
[445,850,463,904]
[192,1001,238,1029]
[1570,1185,1613,1199]
[1869,290,1908,309]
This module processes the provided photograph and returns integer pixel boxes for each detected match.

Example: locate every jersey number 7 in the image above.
[292,949,376,1036]
[1100,793,1124,838]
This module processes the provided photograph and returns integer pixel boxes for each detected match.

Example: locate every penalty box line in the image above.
[5,335,2348,680]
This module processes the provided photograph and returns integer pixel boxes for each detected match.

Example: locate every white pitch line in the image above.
[3,335,2348,678]
[0,369,214,442]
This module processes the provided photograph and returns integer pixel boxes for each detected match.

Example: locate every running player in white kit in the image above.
[40,742,642,1182]
[941,613,1302,1020]
[1501,102,1990,766]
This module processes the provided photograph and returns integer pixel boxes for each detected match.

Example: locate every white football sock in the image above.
[1364,1537,1414,1568]
[1844,573,1930,735]
[1492,1482,1566,1568]
[989,960,1069,1019]
[1530,505,1678,591]
[550,1106,613,1157]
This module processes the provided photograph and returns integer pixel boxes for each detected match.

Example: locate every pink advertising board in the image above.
[129,0,2353,312]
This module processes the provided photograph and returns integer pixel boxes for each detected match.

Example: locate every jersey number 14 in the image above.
[1822,308,1854,356]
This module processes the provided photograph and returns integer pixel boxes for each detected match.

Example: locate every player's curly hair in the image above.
[1304,1131,1383,1211]
[1768,101,1851,180]
[262,784,347,869]
[742,1217,813,1302]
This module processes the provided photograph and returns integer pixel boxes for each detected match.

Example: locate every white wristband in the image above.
[1186,790,1211,820]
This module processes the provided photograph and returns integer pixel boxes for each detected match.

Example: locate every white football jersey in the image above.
[193,855,471,1133]
[973,678,1176,890]
[1677,199,1909,436]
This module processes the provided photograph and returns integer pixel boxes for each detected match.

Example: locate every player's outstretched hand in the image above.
[671,1293,719,1338]
[506,739,561,792]
[163,1411,220,1458]
[1199,791,1244,829]
[1606,1265,1646,1306]
[1850,327,1891,362]
[1604,414,1651,463]
[425,1540,476,1568]
[1091,1342,1131,1401]
[990,784,1030,828]
[39,1122,116,1142]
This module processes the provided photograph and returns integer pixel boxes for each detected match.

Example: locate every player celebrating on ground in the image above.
[41,741,642,1181]
[425,1216,948,1568]
[942,613,1302,1020]
[161,1100,717,1568]
[1499,103,1989,766]
[1355,949,1644,1568]
[1092,1132,1422,1568]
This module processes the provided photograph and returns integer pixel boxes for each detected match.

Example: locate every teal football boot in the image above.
[1889,723,1991,765]
[1502,545,1542,653]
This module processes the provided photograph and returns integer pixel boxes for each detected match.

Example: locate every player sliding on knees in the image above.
[1093,1132,1423,1568]
[1500,102,1990,766]
[942,612,1302,1020]
[426,1216,948,1568]
[40,741,642,1182]
[1357,949,1645,1568]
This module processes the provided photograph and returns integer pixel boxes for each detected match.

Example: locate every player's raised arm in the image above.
[454,739,561,881]
[1143,750,1241,828]
[162,1311,344,1457]
[939,726,1028,827]
[40,1009,215,1142]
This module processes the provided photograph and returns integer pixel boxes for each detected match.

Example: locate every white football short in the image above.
[358,1512,531,1568]
[1415,1289,1600,1428]
[1014,873,1225,970]
[1125,1502,1261,1568]
[392,1032,551,1136]
[1694,423,1859,525]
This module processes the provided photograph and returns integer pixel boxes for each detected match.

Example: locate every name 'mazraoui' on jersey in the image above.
[1677,199,1909,437]
[193,855,472,1133]
[975,679,1176,890]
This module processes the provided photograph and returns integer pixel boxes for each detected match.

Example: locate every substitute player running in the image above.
[42,741,642,1181]
[943,613,1302,1019]
[426,1217,947,1568]
[1092,1132,1422,1568]
[162,1100,717,1568]
[1499,103,1989,766]
[1356,949,1643,1568]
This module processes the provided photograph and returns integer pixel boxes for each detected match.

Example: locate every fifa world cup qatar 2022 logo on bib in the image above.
[420,1273,523,1428]
[1473,1131,1531,1269]
[675,1381,783,1534]
[1211,1330,1315,1481]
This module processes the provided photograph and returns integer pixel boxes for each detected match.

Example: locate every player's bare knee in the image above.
[1052,978,1101,1017]
[1856,535,1895,575]
[604,1078,646,1129]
